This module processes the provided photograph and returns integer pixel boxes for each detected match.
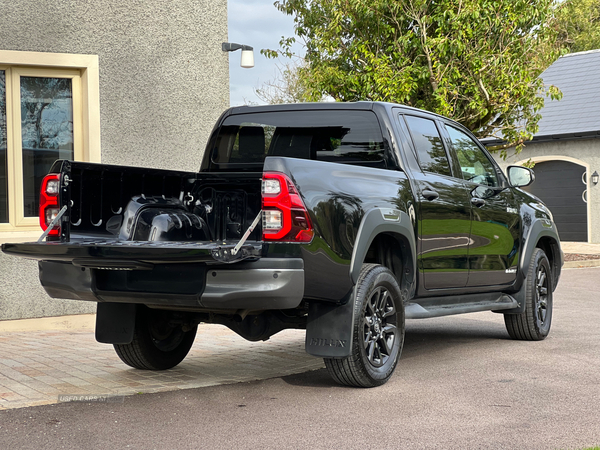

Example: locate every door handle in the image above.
[471,197,486,208]
[422,189,439,201]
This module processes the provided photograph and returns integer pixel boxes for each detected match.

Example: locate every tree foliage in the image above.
[267,0,562,154]
[555,0,600,54]
[255,61,312,104]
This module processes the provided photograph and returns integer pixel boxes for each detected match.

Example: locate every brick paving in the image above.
[2,241,596,411]
[0,324,324,410]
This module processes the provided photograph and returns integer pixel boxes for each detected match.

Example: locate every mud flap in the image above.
[305,290,355,358]
[95,303,137,344]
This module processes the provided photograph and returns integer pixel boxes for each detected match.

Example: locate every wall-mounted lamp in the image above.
[222,42,254,68]
[592,171,599,185]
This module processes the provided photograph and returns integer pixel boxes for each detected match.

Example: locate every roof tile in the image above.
[536,50,600,137]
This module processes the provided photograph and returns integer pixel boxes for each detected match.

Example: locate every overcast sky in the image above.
[228,0,302,106]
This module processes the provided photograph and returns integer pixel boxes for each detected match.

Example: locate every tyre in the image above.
[324,264,405,387]
[504,248,553,341]
[114,307,197,370]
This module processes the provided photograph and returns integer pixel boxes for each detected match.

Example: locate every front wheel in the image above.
[325,264,405,387]
[114,307,197,370]
[504,248,553,341]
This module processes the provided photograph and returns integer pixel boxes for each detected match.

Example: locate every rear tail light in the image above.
[262,172,314,242]
[39,174,61,237]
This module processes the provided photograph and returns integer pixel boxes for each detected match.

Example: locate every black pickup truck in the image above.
[2,102,563,387]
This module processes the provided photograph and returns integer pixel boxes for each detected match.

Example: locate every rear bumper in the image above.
[202,260,304,309]
[39,258,305,311]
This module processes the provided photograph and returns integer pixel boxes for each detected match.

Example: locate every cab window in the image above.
[404,116,452,177]
[445,125,499,187]
[209,110,387,171]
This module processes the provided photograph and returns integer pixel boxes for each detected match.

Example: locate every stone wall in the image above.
[0,0,228,320]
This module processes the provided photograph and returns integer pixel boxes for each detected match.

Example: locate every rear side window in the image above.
[404,115,451,177]
[209,110,387,170]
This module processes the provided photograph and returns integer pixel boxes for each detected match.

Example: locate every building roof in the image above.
[534,49,600,141]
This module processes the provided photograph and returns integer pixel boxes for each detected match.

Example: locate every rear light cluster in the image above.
[39,173,61,237]
[262,172,314,242]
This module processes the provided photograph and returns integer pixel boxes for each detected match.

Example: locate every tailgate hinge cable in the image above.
[231,211,262,255]
[38,205,68,243]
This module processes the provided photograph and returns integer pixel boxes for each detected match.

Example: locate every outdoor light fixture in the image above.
[592,171,599,185]
[222,42,254,68]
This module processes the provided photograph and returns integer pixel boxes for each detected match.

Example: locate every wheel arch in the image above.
[306,208,416,360]
[503,219,563,315]
[520,218,563,292]
[535,236,562,291]
[349,208,416,303]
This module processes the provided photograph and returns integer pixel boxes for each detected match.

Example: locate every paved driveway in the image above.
[0,326,323,410]
[0,268,599,449]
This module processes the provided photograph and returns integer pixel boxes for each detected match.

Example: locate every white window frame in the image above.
[0,50,100,241]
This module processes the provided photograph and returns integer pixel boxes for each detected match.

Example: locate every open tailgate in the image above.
[1,240,262,268]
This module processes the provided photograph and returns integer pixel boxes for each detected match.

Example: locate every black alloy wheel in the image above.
[325,264,405,387]
[363,284,398,368]
[534,263,550,331]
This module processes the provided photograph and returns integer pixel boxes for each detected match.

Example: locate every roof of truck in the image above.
[225,101,453,123]
[227,101,377,115]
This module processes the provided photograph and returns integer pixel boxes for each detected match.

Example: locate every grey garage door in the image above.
[523,160,587,242]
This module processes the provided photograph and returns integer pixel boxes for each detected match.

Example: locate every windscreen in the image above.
[207,110,386,171]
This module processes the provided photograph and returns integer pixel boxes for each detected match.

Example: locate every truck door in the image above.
[442,124,520,287]
[401,115,472,290]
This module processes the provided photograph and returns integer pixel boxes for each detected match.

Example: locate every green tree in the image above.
[555,0,600,53]
[255,61,313,104]
[267,0,562,155]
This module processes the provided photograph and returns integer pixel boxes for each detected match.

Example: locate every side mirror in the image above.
[507,165,535,187]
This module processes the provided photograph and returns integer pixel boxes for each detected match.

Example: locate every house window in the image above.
[0,51,100,236]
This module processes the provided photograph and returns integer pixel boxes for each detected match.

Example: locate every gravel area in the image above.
[564,253,600,261]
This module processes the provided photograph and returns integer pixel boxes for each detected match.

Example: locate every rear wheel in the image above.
[504,248,553,341]
[114,307,197,370]
[325,264,405,387]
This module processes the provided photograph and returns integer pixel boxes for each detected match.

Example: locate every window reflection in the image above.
[212,111,386,169]
[446,125,498,187]
[404,116,451,177]
[20,77,74,217]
